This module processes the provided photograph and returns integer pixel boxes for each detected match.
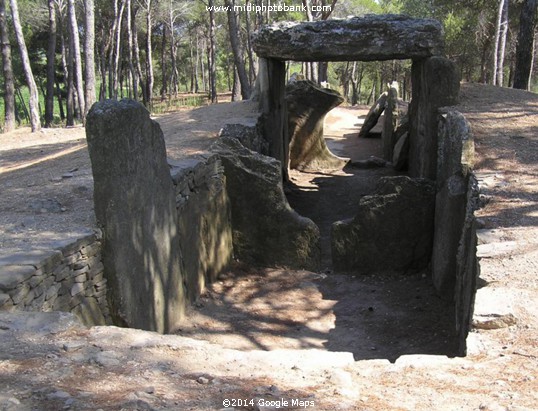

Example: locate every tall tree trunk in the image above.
[58,8,74,124]
[169,33,178,97]
[67,0,85,121]
[145,0,154,108]
[225,0,250,99]
[232,65,241,101]
[244,0,256,84]
[189,31,196,93]
[208,0,217,103]
[98,25,107,100]
[160,23,167,100]
[497,0,509,86]
[493,0,507,86]
[0,0,15,132]
[45,0,57,127]
[126,0,137,100]
[195,31,201,93]
[65,24,75,126]
[9,0,41,131]
[111,0,126,99]
[513,0,537,89]
[55,78,65,120]
[131,4,147,105]
[84,0,96,113]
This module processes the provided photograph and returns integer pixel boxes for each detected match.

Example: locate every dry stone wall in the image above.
[170,155,233,302]
[0,232,110,326]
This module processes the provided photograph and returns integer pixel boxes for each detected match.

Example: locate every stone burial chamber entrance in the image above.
[83,14,478,362]
[251,14,479,356]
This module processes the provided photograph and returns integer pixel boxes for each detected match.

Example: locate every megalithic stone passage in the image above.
[86,99,186,334]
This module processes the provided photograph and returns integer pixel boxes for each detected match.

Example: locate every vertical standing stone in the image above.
[86,99,185,333]
[382,81,400,161]
[408,56,460,179]
[258,58,289,180]
[286,79,347,171]
[431,110,475,298]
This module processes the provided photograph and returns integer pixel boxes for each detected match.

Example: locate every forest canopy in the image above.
[0,0,536,132]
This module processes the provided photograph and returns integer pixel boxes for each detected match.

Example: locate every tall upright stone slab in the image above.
[257,58,289,180]
[408,56,460,179]
[86,100,185,333]
[286,79,347,171]
[431,110,475,298]
[211,136,321,271]
[382,81,399,161]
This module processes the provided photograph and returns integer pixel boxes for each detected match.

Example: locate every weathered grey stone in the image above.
[0,311,83,334]
[52,232,96,256]
[358,92,387,138]
[219,123,268,154]
[286,80,348,171]
[86,99,186,333]
[455,174,479,354]
[0,293,12,307]
[409,56,460,179]
[252,15,444,62]
[382,82,400,161]
[72,297,107,326]
[28,198,63,213]
[0,266,36,291]
[174,157,234,302]
[211,137,321,270]
[257,58,289,179]
[332,176,435,273]
[0,250,62,272]
[432,110,475,297]
[392,132,409,171]
[349,156,388,169]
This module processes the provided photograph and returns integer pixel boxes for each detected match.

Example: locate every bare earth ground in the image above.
[1,83,538,410]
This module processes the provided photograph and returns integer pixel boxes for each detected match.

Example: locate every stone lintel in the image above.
[252,15,444,62]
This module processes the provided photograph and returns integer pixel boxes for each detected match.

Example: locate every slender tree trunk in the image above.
[44,0,57,127]
[195,32,200,93]
[200,37,206,92]
[0,0,15,132]
[514,0,537,89]
[98,25,107,100]
[497,0,509,86]
[208,0,217,103]
[161,23,167,100]
[126,0,137,100]
[55,78,65,120]
[112,0,126,99]
[9,0,41,131]
[170,33,179,97]
[84,0,96,112]
[225,0,250,99]
[245,0,256,84]
[189,32,196,93]
[58,9,74,122]
[145,0,154,108]
[67,0,85,121]
[232,65,240,101]
[65,26,75,126]
[493,0,505,86]
[131,5,147,105]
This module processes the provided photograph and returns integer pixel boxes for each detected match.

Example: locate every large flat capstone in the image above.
[252,15,444,62]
